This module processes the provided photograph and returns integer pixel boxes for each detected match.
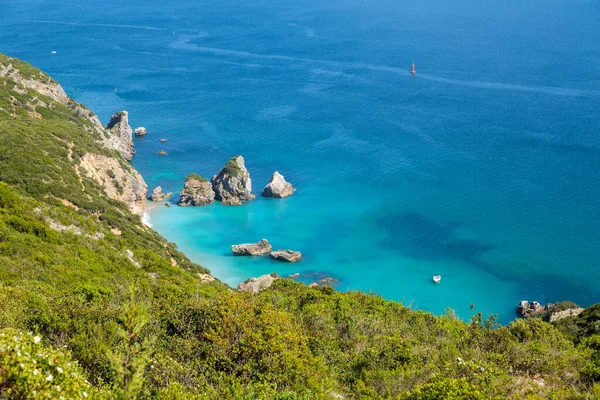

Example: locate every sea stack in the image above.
[134,127,147,136]
[149,186,172,202]
[177,173,215,206]
[211,155,255,205]
[262,171,295,198]
[105,111,135,160]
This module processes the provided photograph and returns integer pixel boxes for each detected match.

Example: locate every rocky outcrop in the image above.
[517,301,545,318]
[105,111,135,161]
[548,307,584,323]
[80,153,148,203]
[270,250,302,262]
[134,127,147,136]
[232,239,272,256]
[177,174,215,206]
[211,156,255,205]
[237,273,280,293]
[262,171,295,198]
[150,186,172,202]
[517,300,584,322]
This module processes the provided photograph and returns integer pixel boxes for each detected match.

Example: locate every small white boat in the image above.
[51,50,57,54]
[432,275,441,284]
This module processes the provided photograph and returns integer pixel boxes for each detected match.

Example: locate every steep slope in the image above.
[1,54,600,399]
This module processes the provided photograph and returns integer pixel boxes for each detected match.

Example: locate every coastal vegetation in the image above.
[185,173,208,183]
[2,54,600,399]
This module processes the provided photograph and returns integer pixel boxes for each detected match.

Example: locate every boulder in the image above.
[177,173,215,206]
[270,250,302,262]
[105,111,135,160]
[150,186,172,202]
[237,273,280,293]
[211,155,255,205]
[232,239,272,256]
[134,127,147,136]
[517,300,545,317]
[308,282,319,288]
[262,171,295,198]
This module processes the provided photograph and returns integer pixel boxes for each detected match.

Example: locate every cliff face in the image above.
[80,153,147,203]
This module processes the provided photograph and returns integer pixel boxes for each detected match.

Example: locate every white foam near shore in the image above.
[130,203,155,227]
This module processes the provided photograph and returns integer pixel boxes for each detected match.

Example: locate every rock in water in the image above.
[211,155,255,205]
[270,250,302,262]
[150,186,172,202]
[262,171,295,198]
[237,273,280,293]
[106,111,135,160]
[134,127,147,136]
[231,239,272,256]
[177,173,215,206]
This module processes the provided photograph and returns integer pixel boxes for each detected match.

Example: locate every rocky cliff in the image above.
[105,111,135,161]
[80,153,147,203]
[0,54,147,206]
[211,155,255,205]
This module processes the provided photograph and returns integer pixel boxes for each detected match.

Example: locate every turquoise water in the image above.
[2,0,599,322]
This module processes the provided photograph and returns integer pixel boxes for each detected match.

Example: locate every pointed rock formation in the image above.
[211,155,255,205]
[150,186,172,202]
[262,171,295,198]
[177,173,215,206]
[105,111,135,160]
[231,239,272,256]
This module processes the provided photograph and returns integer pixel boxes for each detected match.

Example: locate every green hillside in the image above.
[1,53,600,399]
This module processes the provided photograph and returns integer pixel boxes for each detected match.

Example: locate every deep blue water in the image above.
[2,0,599,322]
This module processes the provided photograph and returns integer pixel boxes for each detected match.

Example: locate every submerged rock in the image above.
[317,277,338,286]
[177,173,215,206]
[105,111,135,161]
[270,250,302,262]
[150,186,172,202]
[232,239,272,256]
[211,155,255,205]
[134,127,147,136]
[262,171,295,198]
[238,273,279,293]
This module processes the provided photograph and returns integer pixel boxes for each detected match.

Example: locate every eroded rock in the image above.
[150,186,172,202]
[134,127,147,136]
[178,173,215,206]
[232,239,272,256]
[270,250,302,262]
[262,171,295,198]
[106,111,135,160]
[211,155,255,205]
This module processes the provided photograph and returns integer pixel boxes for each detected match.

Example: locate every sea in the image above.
[1,0,599,323]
